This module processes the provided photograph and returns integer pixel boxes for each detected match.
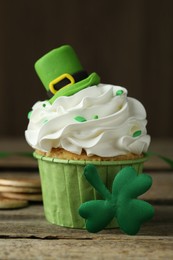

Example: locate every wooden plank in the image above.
[0,171,39,180]
[140,172,173,202]
[0,205,172,259]
[0,171,172,202]
[145,138,173,170]
[0,137,37,168]
[0,138,173,169]
[0,155,38,169]
[0,205,173,238]
[0,236,173,260]
[0,138,31,152]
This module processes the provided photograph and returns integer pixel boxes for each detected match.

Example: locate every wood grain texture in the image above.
[0,237,173,260]
[0,137,173,169]
[140,173,173,203]
[0,138,172,259]
[0,205,172,238]
[0,205,173,259]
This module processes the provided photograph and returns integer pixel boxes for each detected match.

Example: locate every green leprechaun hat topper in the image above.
[35,45,100,103]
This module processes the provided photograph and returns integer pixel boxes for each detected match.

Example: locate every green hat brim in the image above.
[49,72,100,104]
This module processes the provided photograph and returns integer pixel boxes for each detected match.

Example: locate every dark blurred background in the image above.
[0,0,173,138]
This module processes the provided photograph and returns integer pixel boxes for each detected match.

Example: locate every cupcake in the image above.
[25,45,153,233]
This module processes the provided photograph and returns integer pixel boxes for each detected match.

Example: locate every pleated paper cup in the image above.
[34,152,148,229]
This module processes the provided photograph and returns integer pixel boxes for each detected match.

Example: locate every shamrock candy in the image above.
[79,164,154,235]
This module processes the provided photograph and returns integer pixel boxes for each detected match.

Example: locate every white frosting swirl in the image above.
[25,84,150,157]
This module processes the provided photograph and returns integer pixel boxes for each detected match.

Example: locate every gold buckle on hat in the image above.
[49,73,75,94]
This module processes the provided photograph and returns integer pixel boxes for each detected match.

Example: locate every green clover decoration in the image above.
[79,165,154,235]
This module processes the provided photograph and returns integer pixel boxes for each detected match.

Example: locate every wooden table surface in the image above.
[0,138,173,260]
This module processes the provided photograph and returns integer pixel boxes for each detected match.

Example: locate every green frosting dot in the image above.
[93,115,99,119]
[116,90,124,96]
[43,119,48,124]
[74,116,87,122]
[133,130,142,138]
[42,103,46,107]
[27,111,32,119]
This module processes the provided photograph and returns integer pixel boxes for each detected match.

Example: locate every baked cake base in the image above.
[36,148,143,161]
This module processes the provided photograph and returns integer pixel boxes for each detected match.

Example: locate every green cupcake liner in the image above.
[34,152,148,229]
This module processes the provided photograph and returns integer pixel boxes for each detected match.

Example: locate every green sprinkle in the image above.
[43,119,48,124]
[93,115,99,119]
[74,116,87,122]
[133,130,142,138]
[27,111,32,119]
[42,103,46,107]
[116,90,124,96]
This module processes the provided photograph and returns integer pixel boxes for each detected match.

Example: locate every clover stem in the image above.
[84,164,112,200]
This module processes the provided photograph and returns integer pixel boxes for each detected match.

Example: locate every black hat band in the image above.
[48,70,88,98]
